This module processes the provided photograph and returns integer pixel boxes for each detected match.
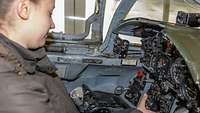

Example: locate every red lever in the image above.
[136,70,144,78]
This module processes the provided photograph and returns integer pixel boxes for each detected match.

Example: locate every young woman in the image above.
[0,0,79,113]
[0,0,156,113]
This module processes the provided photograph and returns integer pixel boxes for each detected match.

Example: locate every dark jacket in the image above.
[0,34,79,113]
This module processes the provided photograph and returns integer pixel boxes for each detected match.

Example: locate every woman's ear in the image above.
[17,0,31,20]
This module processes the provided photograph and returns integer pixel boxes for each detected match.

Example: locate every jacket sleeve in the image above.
[0,72,55,113]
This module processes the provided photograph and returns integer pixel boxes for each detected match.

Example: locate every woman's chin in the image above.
[39,41,46,48]
[29,41,45,49]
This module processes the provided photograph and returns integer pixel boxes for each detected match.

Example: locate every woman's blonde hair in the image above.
[0,0,39,22]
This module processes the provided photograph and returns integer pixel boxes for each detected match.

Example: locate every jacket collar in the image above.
[0,33,57,75]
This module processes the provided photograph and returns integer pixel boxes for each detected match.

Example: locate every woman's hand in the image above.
[137,93,159,113]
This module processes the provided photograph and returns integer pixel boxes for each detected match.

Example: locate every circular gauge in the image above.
[157,56,171,79]
[149,54,171,80]
[170,64,181,84]
[170,58,185,85]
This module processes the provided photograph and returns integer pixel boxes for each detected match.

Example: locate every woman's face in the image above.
[26,0,55,49]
